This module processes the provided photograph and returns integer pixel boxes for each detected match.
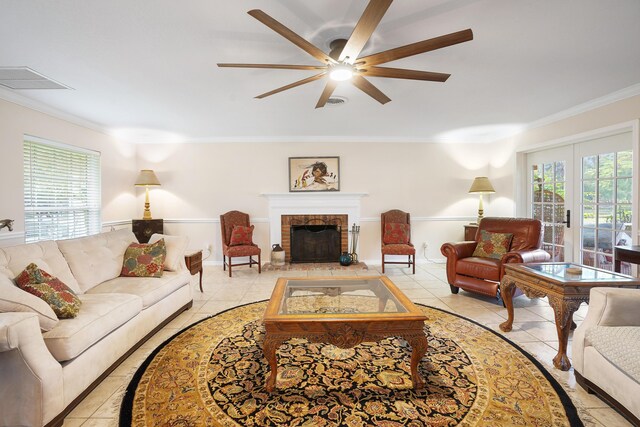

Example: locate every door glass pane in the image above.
[598,153,614,178]
[532,160,566,261]
[583,156,597,179]
[617,177,632,204]
[598,180,614,203]
[617,151,632,177]
[580,149,633,271]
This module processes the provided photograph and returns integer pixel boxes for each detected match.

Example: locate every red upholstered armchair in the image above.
[220,210,261,277]
[381,209,415,274]
[440,217,550,303]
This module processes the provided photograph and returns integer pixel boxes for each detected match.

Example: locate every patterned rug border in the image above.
[119,301,584,427]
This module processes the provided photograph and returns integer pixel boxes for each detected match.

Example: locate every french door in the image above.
[526,131,634,272]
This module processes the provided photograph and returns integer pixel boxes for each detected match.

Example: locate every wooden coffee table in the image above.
[499,262,640,370]
[262,276,428,392]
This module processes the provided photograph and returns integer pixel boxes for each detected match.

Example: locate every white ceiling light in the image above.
[329,63,354,81]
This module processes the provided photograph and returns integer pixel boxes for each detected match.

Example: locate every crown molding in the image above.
[0,86,107,135]
[524,83,640,133]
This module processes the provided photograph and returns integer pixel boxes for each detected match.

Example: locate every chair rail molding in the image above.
[261,192,368,246]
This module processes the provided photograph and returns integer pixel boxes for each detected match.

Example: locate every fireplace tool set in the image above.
[349,223,360,264]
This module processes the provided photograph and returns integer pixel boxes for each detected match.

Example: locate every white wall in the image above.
[135,141,497,264]
[0,98,138,247]
[3,92,638,264]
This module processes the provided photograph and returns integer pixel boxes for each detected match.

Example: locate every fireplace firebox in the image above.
[290,224,340,263]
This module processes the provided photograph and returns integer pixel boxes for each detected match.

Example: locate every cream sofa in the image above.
[0,228,193,427]
[572,287,640,425]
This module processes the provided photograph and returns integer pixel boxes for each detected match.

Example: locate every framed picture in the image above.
[289,157,340,192]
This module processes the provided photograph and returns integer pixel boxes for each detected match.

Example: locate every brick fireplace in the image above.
[262,192,367,263]
[282,214,348,263]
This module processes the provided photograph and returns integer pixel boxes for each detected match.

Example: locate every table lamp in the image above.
[468,177,495,224]
[135,169,161,220]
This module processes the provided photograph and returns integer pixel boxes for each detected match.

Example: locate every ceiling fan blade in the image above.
[255,72,326,99]
[248,10,336,65]
[360,66,450,82]
[218,63,326,70]
[339,0,393,63]
[351,75,391,104]
[315,80,338,109]
[356,28,473,66]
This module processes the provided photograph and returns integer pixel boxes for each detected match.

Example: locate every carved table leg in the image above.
[263,336,284,392]
[405,333,428,390]
[499,278,516,332]
[548,297,582,371]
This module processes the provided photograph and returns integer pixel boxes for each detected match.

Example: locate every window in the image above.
[23,136,101,243]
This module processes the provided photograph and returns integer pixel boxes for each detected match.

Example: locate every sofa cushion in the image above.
[586,326,640,383]
[0,240,81,294]
[120,239,166,278]
[43,293,142,362]
[0,273,58,331]
[86,271,190,309]
[149,234,188,271]
[57,228,137,293]
[456,257,501,281]
[15,263,82,319]
[472,230,513,259]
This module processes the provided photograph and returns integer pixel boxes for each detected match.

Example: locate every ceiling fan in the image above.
[217,0,473,108]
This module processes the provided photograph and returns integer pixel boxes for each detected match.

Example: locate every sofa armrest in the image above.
[572,287,640,374]
[503,248,551,264]
[0,312,64,427]
[440,241,478,285]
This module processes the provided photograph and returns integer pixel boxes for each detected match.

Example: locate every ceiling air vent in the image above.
[326,96,348,107]
[0,67,72,90]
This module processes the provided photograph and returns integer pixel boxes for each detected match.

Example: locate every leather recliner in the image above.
[440,217,550,303]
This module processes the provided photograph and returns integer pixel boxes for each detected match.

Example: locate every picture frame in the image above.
[289,156,340,192]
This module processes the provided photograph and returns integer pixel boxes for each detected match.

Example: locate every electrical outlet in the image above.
[422,242,428,249]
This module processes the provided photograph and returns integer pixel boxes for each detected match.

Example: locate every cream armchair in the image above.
[572,287,640,425]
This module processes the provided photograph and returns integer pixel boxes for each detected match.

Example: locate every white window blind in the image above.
[23,137,101,243]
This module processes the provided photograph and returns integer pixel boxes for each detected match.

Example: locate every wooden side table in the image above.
[464,224,479,241]
[132,219,163,243]
[499,262,640,370]
[614,245,640,273]
[185,250,203,292]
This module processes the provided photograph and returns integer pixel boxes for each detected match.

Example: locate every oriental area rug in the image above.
[120,301,583,427]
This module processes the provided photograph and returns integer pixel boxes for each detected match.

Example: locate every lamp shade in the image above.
[468,177,495,194]
[135,170,161,186]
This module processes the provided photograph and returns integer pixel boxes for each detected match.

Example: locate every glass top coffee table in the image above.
[499,262,640,370]
[263,276,428,392]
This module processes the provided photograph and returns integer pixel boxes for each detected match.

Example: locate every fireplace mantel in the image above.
[261,192,368,246]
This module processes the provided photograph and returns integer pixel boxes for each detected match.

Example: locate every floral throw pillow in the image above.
[121,238,166,278]
[472,230,513,259]
[229,225,254,246]
[15,263,82,319]
[383,223,410,244]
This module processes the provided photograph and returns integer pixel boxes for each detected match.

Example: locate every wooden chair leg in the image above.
[249,256,253,267]
[258,252,262,274]
[228,256,232,277]
[382,254,385,273]
[412,254,415,274]
[223,255,226,271]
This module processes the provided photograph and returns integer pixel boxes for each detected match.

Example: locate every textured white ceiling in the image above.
[1,0,639,143]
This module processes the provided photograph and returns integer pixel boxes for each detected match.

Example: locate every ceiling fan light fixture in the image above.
[329,63,354,81]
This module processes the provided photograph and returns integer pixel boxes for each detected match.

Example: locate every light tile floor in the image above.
[63,263,633,426]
